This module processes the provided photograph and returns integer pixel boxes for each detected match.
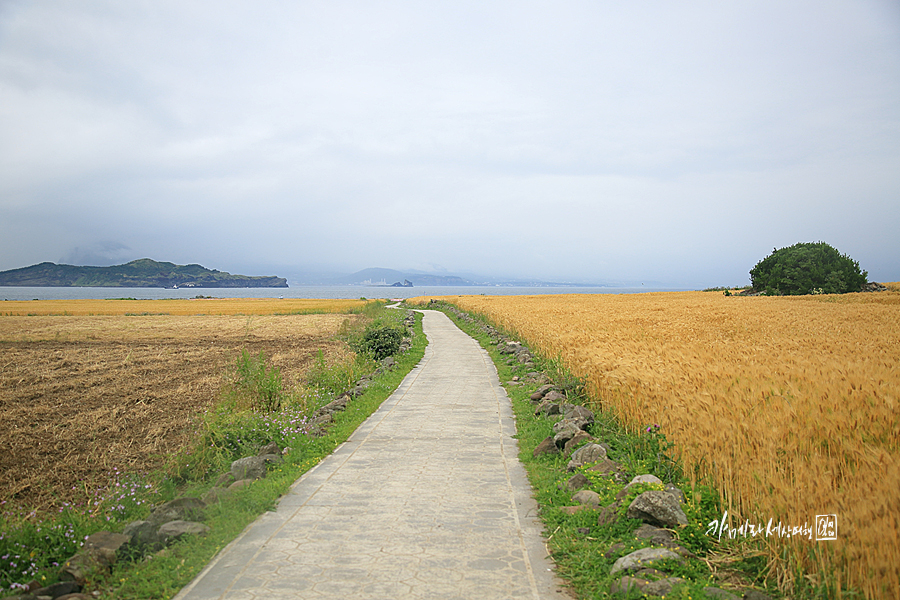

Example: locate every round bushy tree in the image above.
[749,242,868,295]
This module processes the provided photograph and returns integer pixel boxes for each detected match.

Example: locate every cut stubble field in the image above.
[0,304,364,512]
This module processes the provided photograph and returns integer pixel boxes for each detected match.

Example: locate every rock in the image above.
[149,497,206,528]
[632,524,695,557]
[634,524,676,546]
[60,532,131,583]
[499,342,523,355]
[603,542,626,558]
[157,521,211,546]
[645,578,687,596]
[586,458,626,479]
[317,394,351,415]
[530,384,555,401]
[381,356,396,369]
[532,436,559,457]
[703,587,742,600]
[563,431,594,457]
[257,441,280,456]
[554,416,590,435]
[611,575,687,597]
[543,390,566,403]
[228,479,254,491]
[572,490,601,508]
[562,405,594,424]
[534,400,561,417]
[123,520,160,553]
[563,473,590,492]
[628,474,663,487]
[610,547,683,576]
[231,456,269,481]
[57,595,91,600]
[28,582,80,599]
[567,443,608,471]
[597,501,622,526]
[863,282,888,292]
[627,491,689,528]
[311,413,333,426]
[553,420,585,448]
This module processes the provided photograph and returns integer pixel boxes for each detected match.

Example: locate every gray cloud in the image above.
[1,0,899,287]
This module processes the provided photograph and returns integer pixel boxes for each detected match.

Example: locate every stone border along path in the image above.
[174,309,569,600]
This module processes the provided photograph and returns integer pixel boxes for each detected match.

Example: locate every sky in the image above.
[1,1,899,288]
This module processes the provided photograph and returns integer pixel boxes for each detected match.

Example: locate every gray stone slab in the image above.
[174,310,568,599]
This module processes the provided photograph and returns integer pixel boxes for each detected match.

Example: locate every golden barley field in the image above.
[415,289,900,598]
[0,297,367,316]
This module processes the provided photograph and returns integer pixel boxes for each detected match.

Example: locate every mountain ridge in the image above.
[0,259,288,288]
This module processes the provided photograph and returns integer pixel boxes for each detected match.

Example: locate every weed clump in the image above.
[229,350,283,413]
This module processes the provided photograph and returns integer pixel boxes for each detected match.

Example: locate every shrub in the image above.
[359,325,404,360]
[749,242,868,295]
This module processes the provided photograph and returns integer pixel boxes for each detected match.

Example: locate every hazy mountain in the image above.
[0,259,288,288]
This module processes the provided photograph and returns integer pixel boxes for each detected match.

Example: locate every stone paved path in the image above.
[174,310,567,600]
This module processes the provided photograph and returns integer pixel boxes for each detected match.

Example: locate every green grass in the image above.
[0,306,425,599]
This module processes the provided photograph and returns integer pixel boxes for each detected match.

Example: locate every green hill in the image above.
[0,259,288,288]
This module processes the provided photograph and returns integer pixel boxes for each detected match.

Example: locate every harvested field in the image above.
[0,310,361,512]
[413,290,900,598]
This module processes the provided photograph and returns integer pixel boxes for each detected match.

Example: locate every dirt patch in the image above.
[0,313,360,511]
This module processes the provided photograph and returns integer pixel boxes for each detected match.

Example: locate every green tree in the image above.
[749,242,868,295]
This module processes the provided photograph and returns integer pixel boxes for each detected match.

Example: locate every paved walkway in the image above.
[175,310,567,600]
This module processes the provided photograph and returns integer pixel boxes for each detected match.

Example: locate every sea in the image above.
[0,285,679,301]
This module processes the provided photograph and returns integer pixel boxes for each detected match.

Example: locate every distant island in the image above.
[0,259,288,288]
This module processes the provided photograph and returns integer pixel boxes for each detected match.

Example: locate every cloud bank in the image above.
[2,1,898,286]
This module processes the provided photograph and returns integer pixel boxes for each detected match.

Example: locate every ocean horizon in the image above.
[0,284,685,301]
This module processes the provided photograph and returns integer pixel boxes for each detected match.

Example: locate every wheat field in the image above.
[0,297,369,316]
[414,290,900,598]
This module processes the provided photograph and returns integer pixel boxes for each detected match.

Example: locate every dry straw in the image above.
[416,290,899,598]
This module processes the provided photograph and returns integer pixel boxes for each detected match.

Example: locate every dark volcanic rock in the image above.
[626,491,688,528]
[533,436,559,457]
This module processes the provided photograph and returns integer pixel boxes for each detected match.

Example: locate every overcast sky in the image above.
[1,1,898,287]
